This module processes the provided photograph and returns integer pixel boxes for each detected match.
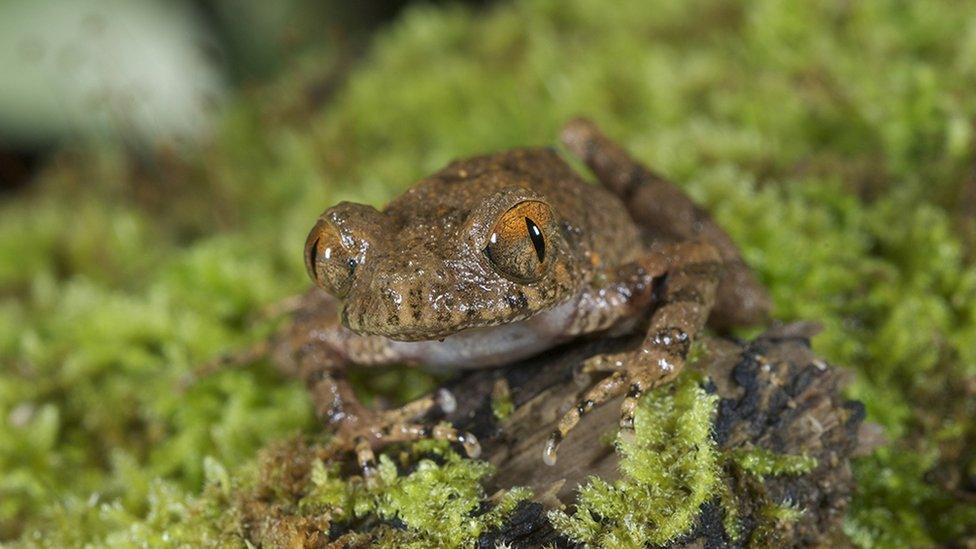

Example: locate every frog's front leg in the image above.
[561,118,770,329]
[544,241,721,465]
[282,327,480,477]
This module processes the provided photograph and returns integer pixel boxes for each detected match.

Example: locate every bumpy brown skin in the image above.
[320,147,638,340]
[274,119,770,473]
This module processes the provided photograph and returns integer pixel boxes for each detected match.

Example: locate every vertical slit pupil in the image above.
[307,237,320,276]
[525,217,545,262]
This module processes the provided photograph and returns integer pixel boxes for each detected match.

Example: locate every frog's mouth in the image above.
[339,284,574,343]
[340,300,552,342]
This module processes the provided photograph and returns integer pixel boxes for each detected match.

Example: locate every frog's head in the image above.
[304,183,582,341]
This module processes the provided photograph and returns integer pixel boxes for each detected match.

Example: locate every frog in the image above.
[270,119,770,475]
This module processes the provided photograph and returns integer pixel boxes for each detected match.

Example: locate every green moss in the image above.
[548,376,720,546]
[731,447,819,478]
[492,395,514,422]
[297,441,530,548]
[25,458,242,548]
[717,480,742,542]
[3,0,976,544]
[721,446,819,546]
[763,502,804,524]
[375,454,529,548]
[491,379,514,421]
[26,437,527,547]
[748,501,807,547]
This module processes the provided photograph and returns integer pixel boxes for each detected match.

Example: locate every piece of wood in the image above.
[432,321,864,547]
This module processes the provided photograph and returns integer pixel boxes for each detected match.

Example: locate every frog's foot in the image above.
[331,390,480,478]
[543,348,685,465]
[346,421,481,479]
[371,387,459,425]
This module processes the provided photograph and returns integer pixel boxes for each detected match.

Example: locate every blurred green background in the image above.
[1,0,974,545]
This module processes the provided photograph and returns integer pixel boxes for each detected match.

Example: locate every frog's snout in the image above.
[343,255,467,341]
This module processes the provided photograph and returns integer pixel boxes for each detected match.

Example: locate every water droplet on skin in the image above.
[436,388,457,414]
[459,432,481,458]
[362,463,377,479]
[543,437,559,466]
[618,428,636,446]
[362,468,380,489]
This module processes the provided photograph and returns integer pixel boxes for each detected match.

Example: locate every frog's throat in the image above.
[384,296,580,370]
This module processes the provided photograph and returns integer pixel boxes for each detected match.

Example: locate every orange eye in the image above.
[304,219,357,297]
[484,200,553,282]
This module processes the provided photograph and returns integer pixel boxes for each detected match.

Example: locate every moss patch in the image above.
[721,441,824,545]
[548,376,720,546]
[732,446,819,478]
[26,437,528,547]
[490,379,514,421]
[300,443,530,548]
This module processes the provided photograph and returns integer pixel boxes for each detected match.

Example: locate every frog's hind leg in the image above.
[544,241,721,465]
[292,340,479,478]
[560,118,771,329]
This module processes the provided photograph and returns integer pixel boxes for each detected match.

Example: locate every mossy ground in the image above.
[2,0,976,545]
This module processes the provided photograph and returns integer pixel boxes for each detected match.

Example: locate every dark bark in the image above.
[431,322,864,547]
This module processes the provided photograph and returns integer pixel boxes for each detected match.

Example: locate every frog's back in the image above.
[384,148,642,269]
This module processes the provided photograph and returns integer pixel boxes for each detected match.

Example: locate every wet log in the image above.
[431,322,866,547]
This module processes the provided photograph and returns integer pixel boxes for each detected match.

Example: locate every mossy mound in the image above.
[243,438,529,548]
[2,0,976,545]
[548,376,721,547]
